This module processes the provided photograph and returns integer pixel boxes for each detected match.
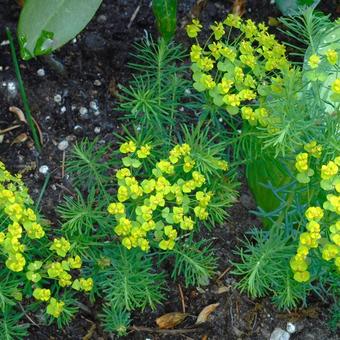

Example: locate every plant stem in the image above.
[36,173,51,210]
[6,27,42,152]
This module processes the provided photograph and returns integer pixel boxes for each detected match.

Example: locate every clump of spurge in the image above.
[108,141,229,252]
[186,14,289,125]
[291,144,340,282]
[0,161,92,320]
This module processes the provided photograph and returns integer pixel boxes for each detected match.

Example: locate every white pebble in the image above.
[0,66,3,71]
[79,107,88,115]
[0,40,9,46]
[54,94,62,103]
[39,165,49,175]
[94,127,101,134]
[94,110,100,116]
[90,100,98,110]
[72,38,77,44]
[58,140,69,151]
[219,118,223,122]
[270,328,290,340]
[286,323,296,334]
[60,106,66,113]
[7,81,16,93]
[37,68,45,77]
[94,79,102,86]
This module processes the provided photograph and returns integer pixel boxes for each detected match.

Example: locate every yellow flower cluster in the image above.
[0,161,93,318]
[108,141,228,252]
[187,14,289,126]
[291,152,340,282]
[308,48,339,69]
[0,161,45,272]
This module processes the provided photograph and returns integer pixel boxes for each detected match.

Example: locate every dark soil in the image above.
[0,0,339,339]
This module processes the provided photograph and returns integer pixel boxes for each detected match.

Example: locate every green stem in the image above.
[36,173,51,210]
[6,27,41,152]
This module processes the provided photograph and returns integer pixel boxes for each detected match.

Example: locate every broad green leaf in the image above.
[122,157,132,167]
[18,0,103,60]
[275,0,320,15]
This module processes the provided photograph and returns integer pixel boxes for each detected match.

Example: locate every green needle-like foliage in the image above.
[99,303,130,336]
[0,307,29,340]
[95,246,165,311]
[57,188,109,236]
[163,238,218,287]
[232,227,297,300]
[66,138,114,191]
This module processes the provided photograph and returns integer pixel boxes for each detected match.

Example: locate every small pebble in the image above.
[79,107,88,116]
[90,100,98,110]
[7,81,16,94]
[37,68,45,77]
[97,14,107,23]
[73,125,83,135]
[94,127,101,134]
[39,165,49,175]
[0,66,3,71]
[286,323,296,334]
[72,38,77,44]
[219,117,223,122]
[57,140,69,151]
[94,79,102,86]
[0,40,9,46]
[60,106,66,113]
[270,328,290,340]
[54,94,62,103]
[94,110,100,116]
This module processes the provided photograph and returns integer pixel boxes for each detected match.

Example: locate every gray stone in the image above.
[57,140,69,151]
[270,328,290,340]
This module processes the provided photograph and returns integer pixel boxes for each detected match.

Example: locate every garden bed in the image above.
[0,0,339,339]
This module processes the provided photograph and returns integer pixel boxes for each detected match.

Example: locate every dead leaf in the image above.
[109,78,119,97]
[156,312,189,329]
[232,0,246,17]
[9,106,27,124]
[17,0,25,7]
[0,135,4,143]
[195,303,219,325]
[0,124,21,135]
[11,133,28,145]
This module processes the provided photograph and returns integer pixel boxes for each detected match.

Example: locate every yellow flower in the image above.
[157,160,175,174]
[46,298,64,318]
[180,216,194,230]
[119,141,136,154]
[194,206,208,220]
[58,271,72,287]
[183,156,195,173]
[186,19,202,38]
[210,21,225,40]
[197,56,215,72]
[325,49,338,65]
[241,107,257,125]
[190,44,202,62]
[294,271,310,282]
[164,225,178,239]
[304,141,322,158]
[138,238,150,252]
[321,161,338,180]
[217,78,234,94]
[68,255,82,269]
[331,79,340,94]
[79,278,93,292]
[208,42,222,59]
[47,262,64,278]
[108,202,125,215]
[33,288,51,302]
[117,185,129,202]
[159,239,175,250]
[295,153,309,173]
[201,74,216,89]
[6,252,26,272]
[322,243,339,261]
[308,54,320,69]
[122,237,132,249]
[137,144,151,158]
[217,160,228,171]
[50,237,71,257]
[116,168,131,180]
[223,14,241,28]
[305,206,324,221]
[224,94,240,107]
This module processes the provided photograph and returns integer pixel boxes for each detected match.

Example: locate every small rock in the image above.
[0,40,9,46]
[90,100,98,110]
[240,193,256,210]
[84,32,107,52]
[74,125,83,136]
[94,127,101,134]
[57,140,69,151]
[7,81,17,95]
[219,117,223,122]
[79,107,88,116]
[60,106,66,113]
[37,68,45,77]
[94,79,102,86]
[54,94,62,103]
[72,38,77,44]
[286,323,296,334]
[97,14,107,23]
[39,165,49,175]
[270,328,290,340]
[94,110,100,116]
